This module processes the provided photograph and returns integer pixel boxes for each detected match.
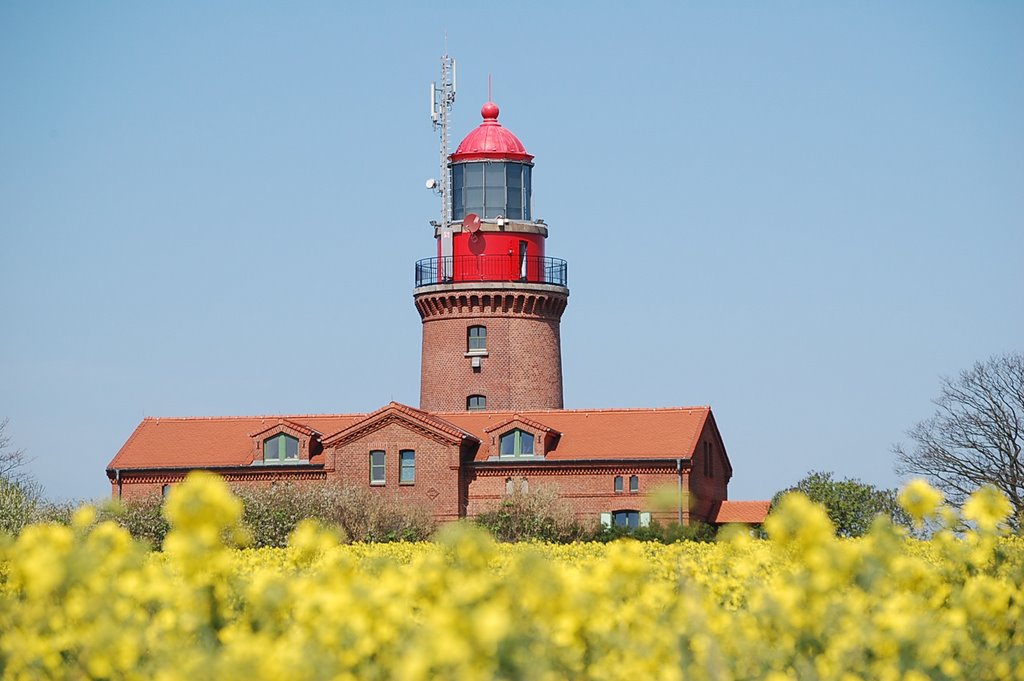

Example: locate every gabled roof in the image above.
[321,402,475,447]
[482,414,559,436]
[107,414,364,470]
[249,418,320,439]
[437,406,714,462]
[713,500,771,525]
[107,404,720,471]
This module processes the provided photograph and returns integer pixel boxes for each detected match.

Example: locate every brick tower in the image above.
[415,101,568,412]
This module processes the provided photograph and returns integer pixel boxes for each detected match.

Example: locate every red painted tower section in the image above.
[415,102,569,412]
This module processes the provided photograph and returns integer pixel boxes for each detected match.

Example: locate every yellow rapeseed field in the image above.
[1,473,1021,680]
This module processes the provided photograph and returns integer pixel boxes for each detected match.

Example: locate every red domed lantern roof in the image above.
[451,102,534,162]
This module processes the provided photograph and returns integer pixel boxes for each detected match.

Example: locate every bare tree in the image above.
[894,353,1024,530]
[0,418,32,482]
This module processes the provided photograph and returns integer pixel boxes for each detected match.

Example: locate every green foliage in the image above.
[0,477,43,536]
[592,518,718,543]
[99,495,171,549]
[475,486,590,542]
[233,483,436,547]
[773,470,912,537]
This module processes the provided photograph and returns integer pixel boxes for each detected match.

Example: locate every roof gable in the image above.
[322,402,475,448]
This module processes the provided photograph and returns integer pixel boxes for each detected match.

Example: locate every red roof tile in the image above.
[107,414,364,470]
[714,500,771,524]
[108,404,718,470]
[435,406,713,462]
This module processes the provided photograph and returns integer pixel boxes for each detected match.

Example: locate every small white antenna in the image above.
[430,44,456,227]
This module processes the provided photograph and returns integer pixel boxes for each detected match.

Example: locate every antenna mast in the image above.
[430,50,457,226]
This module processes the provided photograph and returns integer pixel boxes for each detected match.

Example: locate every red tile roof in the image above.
[436,406,712,462]
[714,500,771,524]
[107,414,364,470]
[107,404,716,470]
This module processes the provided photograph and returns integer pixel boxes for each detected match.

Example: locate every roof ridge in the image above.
[433,405,711,416]
[141,413,368,422]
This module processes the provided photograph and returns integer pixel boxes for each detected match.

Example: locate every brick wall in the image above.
[415,284,568,412]
[464,462,709,526]
[328,421,463,522]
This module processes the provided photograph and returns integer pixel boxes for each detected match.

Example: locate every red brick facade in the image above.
[416,284,567,412]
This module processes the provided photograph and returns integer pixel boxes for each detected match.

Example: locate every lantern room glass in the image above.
[451,161,532,221]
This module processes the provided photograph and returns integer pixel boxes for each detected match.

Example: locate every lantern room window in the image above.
[452,161,532,220]
[264,433,299,462]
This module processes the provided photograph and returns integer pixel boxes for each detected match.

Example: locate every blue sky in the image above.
[2,2,1021,503]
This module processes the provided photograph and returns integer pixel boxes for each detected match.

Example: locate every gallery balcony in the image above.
[414,255,568,289]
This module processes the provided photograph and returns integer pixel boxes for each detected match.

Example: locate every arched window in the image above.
[629,475,639,493]
[499,429,535,458]
[614,476,624,493]
[264,433,299,462]
[161,484,171,499]
[467,395,487,411]
[467,325,487,353]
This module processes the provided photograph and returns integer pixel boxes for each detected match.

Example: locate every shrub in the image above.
[98,495,170,549]
[475,485,590,542]
[233,482,436,547]
[592,518,718,543]
[0,477,42,536]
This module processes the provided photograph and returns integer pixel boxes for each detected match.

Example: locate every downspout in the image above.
[676,458,683,525]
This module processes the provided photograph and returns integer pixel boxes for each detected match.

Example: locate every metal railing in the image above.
[415,255,568,288]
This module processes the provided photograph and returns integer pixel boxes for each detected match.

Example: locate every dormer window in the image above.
[499,429,535,458]
[263,433,299,462]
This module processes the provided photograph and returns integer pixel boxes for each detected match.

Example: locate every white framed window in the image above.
[264,433,299,462]
[370,450,385,485]
[400,450,415,484]
[499,429,535,458]
[467,325,487,353]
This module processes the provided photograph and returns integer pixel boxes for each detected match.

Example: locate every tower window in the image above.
[467,325,487,353]
[264,433,299,462]
[629,475,639,493]
[467,395,487,411]
[400,450,415,484]
[370,450,386,485]
[499,429,535,458]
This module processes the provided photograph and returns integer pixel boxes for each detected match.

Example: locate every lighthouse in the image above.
[415,99,569,412]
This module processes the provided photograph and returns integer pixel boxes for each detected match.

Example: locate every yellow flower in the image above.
[898,479,943,526]
[962,484,1012,533]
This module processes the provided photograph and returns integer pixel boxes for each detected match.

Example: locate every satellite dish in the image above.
[463,213,481,234]
[425,178,438,189]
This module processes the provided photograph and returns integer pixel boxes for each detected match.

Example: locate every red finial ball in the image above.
[481,101,500,120]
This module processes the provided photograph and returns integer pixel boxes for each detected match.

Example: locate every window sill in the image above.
[400,481,415,486]
[464,351,489,357]
[370,481,386,487]
[252,459,309,467]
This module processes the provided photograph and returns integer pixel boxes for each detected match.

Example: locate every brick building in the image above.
[107,97,769,529]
